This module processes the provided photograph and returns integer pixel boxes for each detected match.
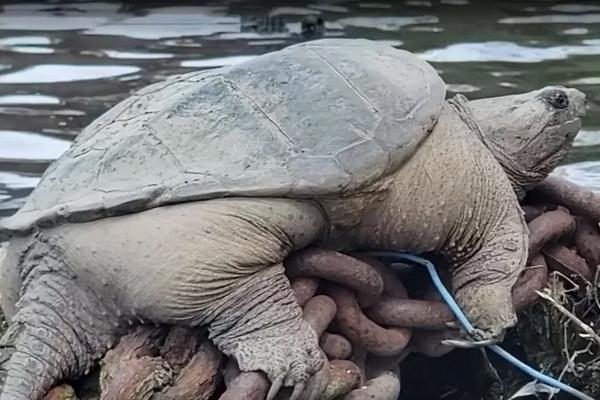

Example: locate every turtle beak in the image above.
[567,88,587,119]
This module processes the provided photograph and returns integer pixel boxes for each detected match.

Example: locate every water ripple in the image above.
[421,41,600,63]
[0,94,61,105]
[84,6,241,40]
[499,14,600,24]
[0,36,54,46]
[556,162,600,191]
[0,131,71,161]
[336,16,438,31]
[0,64,141,84]
[180,55,258,68]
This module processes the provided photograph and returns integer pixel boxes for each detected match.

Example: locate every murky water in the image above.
[1,1,599,217]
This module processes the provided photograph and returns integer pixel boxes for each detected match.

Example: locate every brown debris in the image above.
[328,285,412,356]
[219,371,269,400]
[302,295,338,337]
[100,327,171,400]
[154,340,223,400]
[320,332,353,360]
[322,360,362,400]
[342,371,401,400]
[286,248,384,307]
[512,254,549,311]
[159,327,199,374]
[531,176,600,223]
[573,216,600,270]
[527,206,575,258]
[543,244,594,281]
[367,298,454,330]
[290,277,320,307]
[43,385,78,400]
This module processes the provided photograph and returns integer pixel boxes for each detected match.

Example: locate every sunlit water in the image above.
[1,0,600,217]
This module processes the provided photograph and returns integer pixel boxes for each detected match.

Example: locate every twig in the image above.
[536,290,600,347]
[550,271,580,293]
[593,268,600,313]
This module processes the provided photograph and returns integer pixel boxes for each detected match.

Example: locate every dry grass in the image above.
[514,270,600,398]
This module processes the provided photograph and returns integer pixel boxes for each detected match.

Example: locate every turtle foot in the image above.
[453,283,516,342]
[232,319,327,400]
[441,329,506,349]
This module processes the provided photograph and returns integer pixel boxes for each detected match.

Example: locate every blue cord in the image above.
[364,250,594,400]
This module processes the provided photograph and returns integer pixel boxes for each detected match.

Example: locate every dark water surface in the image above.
[1,0,600,217]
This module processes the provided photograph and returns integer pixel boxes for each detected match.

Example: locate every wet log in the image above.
[100,327,171,400]
[342,371,401,400]
[365,350,411,379]
[322,360,362,400]
[573,216,600,270]
[410,328,462,358]
[521,203,558,222]
[352,255,408,299]
[218,371,269,400]
[43,385,78,400]
[291,277,320,307]
[366,298,454,330]
[286,248,384,307]
[527,207,575,258]
[320,332,353,360]
[543,244,594,280]
[154,340,223,400]
[531,176,600,222]
[513,255,549,310]
[159,327,199,374]
[328,285,411,356]
[302,295,337,337]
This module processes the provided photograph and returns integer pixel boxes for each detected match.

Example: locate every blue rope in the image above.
[364,250,594,400]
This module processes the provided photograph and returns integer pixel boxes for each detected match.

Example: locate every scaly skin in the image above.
[325,101,527,339]
[1,199,328,400]
[0,88,585,399]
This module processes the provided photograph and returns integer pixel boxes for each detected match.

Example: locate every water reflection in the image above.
[0,64,141,83]
[0,0,599,216]
[0,130,71,160]
[84,6,241,40]
[0,94,61,105]
[420,41,600,63]
[336,15,438,30]
[180,55,258,68]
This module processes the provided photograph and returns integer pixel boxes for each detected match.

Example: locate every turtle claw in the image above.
[267,375,285,400]
[441,337,497,348]
[290,382,306,400]
[226,319,324,400]
[301,361,329,400]
[445,321,460,330]
[441,328,505,348]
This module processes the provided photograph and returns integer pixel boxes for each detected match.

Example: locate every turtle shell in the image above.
[1,38,445,235]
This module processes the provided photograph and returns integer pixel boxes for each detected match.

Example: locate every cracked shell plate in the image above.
[1,38,445,235]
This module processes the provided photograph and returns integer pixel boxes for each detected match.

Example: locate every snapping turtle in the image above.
[0,38,586,400]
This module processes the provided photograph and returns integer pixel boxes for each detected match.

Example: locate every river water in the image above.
[0,1,599,217]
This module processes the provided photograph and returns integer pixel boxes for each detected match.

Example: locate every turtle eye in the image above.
[548,90,569,109]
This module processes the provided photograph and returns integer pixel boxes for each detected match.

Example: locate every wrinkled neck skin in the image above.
[450,95,539,200]
[319,100,512,263]
[467,93,582,200]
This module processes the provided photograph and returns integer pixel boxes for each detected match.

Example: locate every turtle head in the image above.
[468,86,586,198]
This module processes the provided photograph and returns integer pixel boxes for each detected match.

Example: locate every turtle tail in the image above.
[0,240,122,400]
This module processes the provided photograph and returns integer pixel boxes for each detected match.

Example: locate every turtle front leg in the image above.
[449,204,528,343]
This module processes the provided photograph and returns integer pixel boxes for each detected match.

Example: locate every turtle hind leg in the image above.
[0,246,122,400]
[208,263,326,400]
